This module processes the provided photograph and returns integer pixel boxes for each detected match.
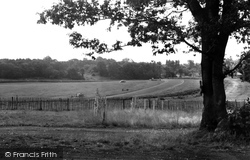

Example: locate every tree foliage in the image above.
[227,98,250,137]
[38,0,250,76]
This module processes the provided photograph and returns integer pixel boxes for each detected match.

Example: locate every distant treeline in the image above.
[0,56,202,80]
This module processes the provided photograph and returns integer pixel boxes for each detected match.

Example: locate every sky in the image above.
[0,0,247,64]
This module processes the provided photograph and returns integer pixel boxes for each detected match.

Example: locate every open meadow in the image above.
[0,80,162,98]
[0,79,200,99]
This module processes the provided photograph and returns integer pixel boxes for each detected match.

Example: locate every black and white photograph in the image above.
[0,0,250,159]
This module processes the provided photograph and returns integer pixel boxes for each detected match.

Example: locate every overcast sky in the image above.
[0,0,247,64]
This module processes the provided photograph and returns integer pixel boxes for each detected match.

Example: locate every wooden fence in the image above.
[0,97,247,111]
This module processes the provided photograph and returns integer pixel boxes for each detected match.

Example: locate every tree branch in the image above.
[223,53,250,77]
[182,38,202,53]
[181,38,220,60]
[166,8,189,17]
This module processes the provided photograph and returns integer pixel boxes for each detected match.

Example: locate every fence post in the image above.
[161,100,164,110]
[153,99,156,111]
[67,98,70,111]
[102,97,107,125]
[148,99,151,109]
[134,97,137,109]
[94,97,99,116]
[11,97,14,110]
[130,97,134,110]
[144,99,147,110]
[15,96,18,110]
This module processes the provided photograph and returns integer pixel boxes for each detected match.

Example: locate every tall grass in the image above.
[0,107,202,128]
[106,108,201,128]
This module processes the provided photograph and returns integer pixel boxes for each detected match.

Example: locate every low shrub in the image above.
[228,99,250,137]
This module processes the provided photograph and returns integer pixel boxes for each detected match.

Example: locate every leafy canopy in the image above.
[37,0,250,62]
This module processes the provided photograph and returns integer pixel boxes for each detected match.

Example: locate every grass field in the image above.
[0,108,201,129]
[0,80,163,98]
[0,79,200,99]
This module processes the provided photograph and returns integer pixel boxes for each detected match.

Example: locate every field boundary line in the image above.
[161,80,184,91]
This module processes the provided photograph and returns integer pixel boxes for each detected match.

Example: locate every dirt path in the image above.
[225,78,250,101]
[186,78,250,101]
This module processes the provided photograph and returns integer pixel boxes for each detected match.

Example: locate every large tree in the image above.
[38,0,250,131]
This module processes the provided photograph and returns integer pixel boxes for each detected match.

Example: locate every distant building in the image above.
[235,72,242,79]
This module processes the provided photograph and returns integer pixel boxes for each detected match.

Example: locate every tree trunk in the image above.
[200,33,229,131]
